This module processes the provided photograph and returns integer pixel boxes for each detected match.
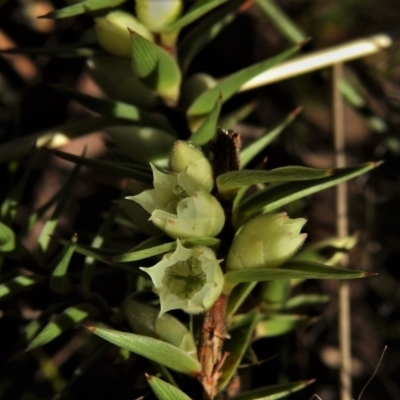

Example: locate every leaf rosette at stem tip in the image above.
[126,164,225,239]
[140,240,224,316]
[226,213,307,271]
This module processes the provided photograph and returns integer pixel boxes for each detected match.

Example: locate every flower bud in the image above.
[94,10,154,58]
[135,0,183,33]
[169,141,214,192]
[126,164,225,239]
[140,240,224,316]
[227,213,307,271]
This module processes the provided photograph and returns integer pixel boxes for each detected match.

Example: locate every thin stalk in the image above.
[332,63,352,400]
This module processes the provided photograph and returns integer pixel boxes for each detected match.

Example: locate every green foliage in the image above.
[0,1,380,399]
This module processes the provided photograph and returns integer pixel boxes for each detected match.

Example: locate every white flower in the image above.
[127,164,225,239]
[227,213,307,271]
[140,240,224,316]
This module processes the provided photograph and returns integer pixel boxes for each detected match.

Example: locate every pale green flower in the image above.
[127,164,225,239]
[141,240,224,316]
[227,213,307,271]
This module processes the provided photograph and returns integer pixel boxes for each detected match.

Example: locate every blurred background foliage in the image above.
[1,0,400,399]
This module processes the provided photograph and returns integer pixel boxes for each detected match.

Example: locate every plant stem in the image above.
[198,129,241,398]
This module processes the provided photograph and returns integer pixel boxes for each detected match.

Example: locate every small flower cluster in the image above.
[128,141,307,316]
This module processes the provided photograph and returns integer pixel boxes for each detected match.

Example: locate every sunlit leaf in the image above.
[231,379,315,400]
[130,31,181,103]
[190,95,222,145]
[165,0,227,33]
[224,261,374,285]
[235,161,380,225]
[187,45,299,117]
[39,0,125,19]
[86,326,202,375]
[219,311,258,390]
[112,237,220,262]
[0,274,45,302]
[146,374,192,400]
[240,108,300,167]
[0,221,16,252]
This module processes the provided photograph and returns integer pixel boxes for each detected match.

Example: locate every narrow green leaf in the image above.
[52,84,171,131]
[39,0,125,19]
[112,237,220,262]
[226,282,257,320]
[283,294,330,309]
[179,0,244,72]
[187,45,299,117]
[224,261,374,284]
[219,311,258,390]
[1,44,98,57]
[219,102,257,130]
[49,149,152,183]
[255,314,316,339]
[240,108,300,167]
[236,161,380,224]
[0,117,115,163]
[0,221,16,252]
[86,326,202,375]
[130,31,181,103]
[217,165,332,197]
[38,160,82,252]
[0,274,44,302]
[147,375,192,400]
[190,95,222,145]
[164,0,227,33]
[50,234,77,294]
[27,303,98,351]
[123,298,197,358]
[231,380,314,400]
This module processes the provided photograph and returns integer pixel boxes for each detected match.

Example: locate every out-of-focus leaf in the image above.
[187,45,299,117]
[219,102,257,130]
[49,149,152,183]
[87,56,158,108]
[190,95,222,145]
[283,294,330,309]
[39,0,125,19]
[226,282,257,320]
[0,274,45,302]
[86,326,202,375]
[38,160,82,252]
[50,234,77,294]
[179,0,244,72]
[164,0,227,33]
[224,261,374,285]
[123,298,197,358]
[240,108,300,167]
[0,117,116,163]
[147,375,192,400]
[217,165,332,199]
[1,45,98,58]
[231,380,315,400]
[219,311,258,390]
[27,303,99,351]
[235,161,380,225]
[0,221,16,252]
[254,314,316,339]
[52,85,171,131]
[130,31,181,103]
[112,237,220,262]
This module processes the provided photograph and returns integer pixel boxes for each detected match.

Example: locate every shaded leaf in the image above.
[283,294,330,309]
[0,274,45,302]
[39,0,125,19]
[165,0,227,33]
[147,375,192,400]
[224,261,374,285]
[231,379,314,400]
[112,237,220,262]
[219,102,257,130]
[1,44,99,58]
[235,162,380,225]
[240,108,300,167]
[190,95,222,145]
[219,311,258,390]
[86,326,202,375]
[187,45,299,117]
[27,303,98,350]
